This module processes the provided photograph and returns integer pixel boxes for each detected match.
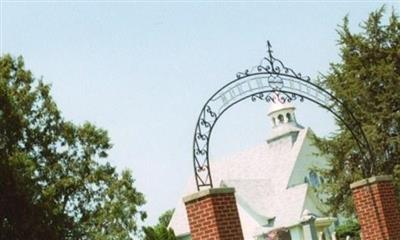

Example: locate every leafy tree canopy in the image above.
[315,6,400,215]
[142,209,177,240]
[335,219,360,240]
[0,55,146,239]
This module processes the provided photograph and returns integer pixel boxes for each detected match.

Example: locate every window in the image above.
[272,117,276,126]
[286,113,292,122]
[309,171,320,187]
[278,114,284,123]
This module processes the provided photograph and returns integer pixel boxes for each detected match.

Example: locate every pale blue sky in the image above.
[1,1,397,226]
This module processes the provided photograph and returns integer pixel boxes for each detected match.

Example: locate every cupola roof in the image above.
[268,101,295,116]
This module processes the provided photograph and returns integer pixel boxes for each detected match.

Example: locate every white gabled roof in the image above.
[222,179,309,229]
[169,127,321,239]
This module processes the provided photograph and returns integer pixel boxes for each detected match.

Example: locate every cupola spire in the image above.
[267,93,303,143]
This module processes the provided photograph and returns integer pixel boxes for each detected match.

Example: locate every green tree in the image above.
[142,209,177,240]
[0,55,146,239]
[315,7,400,215]
[335,219,360,240]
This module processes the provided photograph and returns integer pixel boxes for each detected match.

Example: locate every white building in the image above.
[169,101,336,240]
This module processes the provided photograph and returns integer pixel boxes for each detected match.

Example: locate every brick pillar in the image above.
[350,175,400,240]
[183,188,244,240]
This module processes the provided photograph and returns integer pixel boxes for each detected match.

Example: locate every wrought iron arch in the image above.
[193,41,374,190]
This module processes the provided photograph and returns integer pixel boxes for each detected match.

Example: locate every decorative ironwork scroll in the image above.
[193,41,374,190]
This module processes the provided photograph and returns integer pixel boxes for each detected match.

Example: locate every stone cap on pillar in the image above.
[350,175,393,190]
[183,187,235,204]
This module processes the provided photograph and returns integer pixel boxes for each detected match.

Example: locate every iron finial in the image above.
[267,41,273,60]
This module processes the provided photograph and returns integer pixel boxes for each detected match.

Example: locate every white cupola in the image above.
[267,95,303,143]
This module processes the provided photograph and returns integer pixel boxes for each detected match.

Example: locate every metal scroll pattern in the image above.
[193,41,374,190]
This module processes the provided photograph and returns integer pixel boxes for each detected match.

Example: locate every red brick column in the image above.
[183,188,244,240]
[350,175,400,240]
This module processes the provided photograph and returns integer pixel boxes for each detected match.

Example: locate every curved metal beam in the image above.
[193,42,374,190]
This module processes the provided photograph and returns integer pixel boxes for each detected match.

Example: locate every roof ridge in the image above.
[284,127,312,189]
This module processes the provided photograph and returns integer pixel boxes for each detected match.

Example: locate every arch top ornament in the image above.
[192,41,374,191]
[236,41,310,81]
